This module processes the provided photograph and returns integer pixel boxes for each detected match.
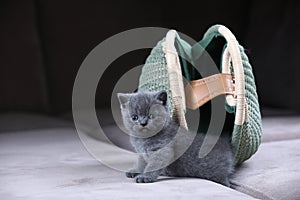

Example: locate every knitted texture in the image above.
[138,39,175,117]
[230,45,262,165]
[196,24,262,164]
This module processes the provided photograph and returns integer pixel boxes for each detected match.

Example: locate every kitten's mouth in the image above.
[133,127,158,138]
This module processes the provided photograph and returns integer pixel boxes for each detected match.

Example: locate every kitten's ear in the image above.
[117,93,131,109]
[155,90,168,106]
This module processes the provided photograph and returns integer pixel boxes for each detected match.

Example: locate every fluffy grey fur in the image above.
[117,91,234,186]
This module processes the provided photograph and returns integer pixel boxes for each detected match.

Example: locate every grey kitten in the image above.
[117,90,233,186]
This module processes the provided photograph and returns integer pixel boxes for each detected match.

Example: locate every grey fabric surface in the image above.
[231,139,300,200]
[102,125,133,151]
[1,113,300,199]
[261,107,299,116]
[0,112,74,133]
[262,116,300,142]
[0,128,256,200]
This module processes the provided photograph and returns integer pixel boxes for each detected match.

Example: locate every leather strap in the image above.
[185,73,234,110]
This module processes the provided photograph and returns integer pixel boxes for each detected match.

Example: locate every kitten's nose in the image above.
[140,122,147,127]
[140,118,148,127]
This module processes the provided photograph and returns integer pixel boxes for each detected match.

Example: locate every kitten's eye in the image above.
[131,115,139,121]
[148,114,153,119]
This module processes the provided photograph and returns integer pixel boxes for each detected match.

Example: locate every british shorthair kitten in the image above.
[118,90,233,186]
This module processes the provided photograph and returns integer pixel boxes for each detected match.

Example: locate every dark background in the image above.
[1,0,300,117]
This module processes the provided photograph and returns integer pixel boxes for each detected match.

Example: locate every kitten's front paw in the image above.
[126,171,139,178]
[135,175,156,183]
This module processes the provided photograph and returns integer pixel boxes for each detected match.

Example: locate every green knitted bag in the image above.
[138,25,262,165]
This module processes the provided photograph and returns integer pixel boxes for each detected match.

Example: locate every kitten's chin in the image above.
[131,128,159,138]
[140,128,148,133]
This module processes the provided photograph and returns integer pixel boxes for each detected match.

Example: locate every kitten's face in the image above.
[118,91,168,138]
